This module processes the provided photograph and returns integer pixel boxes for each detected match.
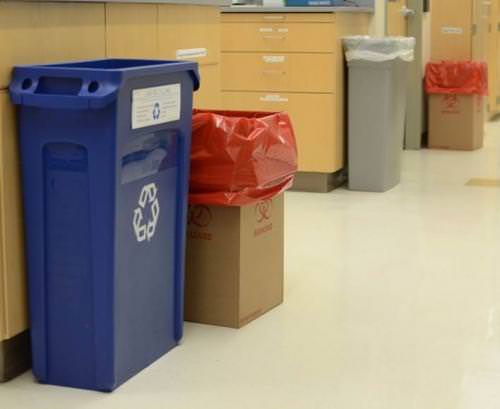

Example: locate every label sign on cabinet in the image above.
[441,27,464,35]
[176,48,208,59]
[260,94,289,103]
[262,55,286,64]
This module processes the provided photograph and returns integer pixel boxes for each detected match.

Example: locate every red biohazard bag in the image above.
[189,109,298,207]
[425,61,488,96]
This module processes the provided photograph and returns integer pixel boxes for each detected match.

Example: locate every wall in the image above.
[369,0,386,36]
[422,10,431,71]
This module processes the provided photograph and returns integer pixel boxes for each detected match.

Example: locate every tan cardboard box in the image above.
[185,194,284,328]
[0,2,105,89]
[0,91,30,381]
[428,94,484,151]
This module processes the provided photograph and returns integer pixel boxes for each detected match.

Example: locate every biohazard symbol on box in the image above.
[188,205,212,228]
[443,94,459,111]
[133,183,160,242]
[255,200,273,223]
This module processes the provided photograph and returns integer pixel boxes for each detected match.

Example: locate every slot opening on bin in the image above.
[45,59,188,71]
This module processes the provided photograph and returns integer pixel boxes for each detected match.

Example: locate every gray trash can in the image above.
[343,36,415,192]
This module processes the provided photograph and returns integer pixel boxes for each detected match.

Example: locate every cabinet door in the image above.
[221,53,335,93]
[431,0,473,61]
[39,4,106,63]
[487,0,499,113]
[221,22,335,53]
[158,5,220,66]
[0,91,28,339]
[472,0,489,61]
[0,3,43,89]
[222,92,340,173]
[106,4,158,58]
[497,5,500,111]
[221,13,334,24]
[194,64,221,110]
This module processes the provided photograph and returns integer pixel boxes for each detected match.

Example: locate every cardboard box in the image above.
[0,91,30,381]
[428,94,484,151]
[185,194,284,328]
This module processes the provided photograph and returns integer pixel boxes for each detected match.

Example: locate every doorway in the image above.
[386,0,425,150]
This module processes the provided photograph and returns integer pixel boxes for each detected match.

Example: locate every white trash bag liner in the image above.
[343,36,416,62]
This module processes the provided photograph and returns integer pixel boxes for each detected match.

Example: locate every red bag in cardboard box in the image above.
[425,61,488,96]
[425,62,488,151]
[189,110,298,206]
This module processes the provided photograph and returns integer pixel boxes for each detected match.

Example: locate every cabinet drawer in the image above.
[222,92,341,173]
[222,22,335,53]
[221,53,334,93]
[194,64,221,109]
[222,12,334,24]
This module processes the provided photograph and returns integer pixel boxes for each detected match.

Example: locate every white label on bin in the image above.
[131,84,181,130]
[263,55,286,64]
[176,48,208,59]
[133,182,160,243]
[441,26,464,35]
[259,27,273,33]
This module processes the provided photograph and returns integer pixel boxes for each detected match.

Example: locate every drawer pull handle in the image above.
[263,15,285,20]
[263,35,286,41]
[262,70,286,76]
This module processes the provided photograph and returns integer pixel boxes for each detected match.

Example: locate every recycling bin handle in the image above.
[10,78,119,110]
[13,91,118,110]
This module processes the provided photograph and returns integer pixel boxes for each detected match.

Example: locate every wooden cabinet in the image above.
[221,53,335,93]
[105,4,221,109]
[195,64,221,109]
[158,5,220,66]
[486,0,500,115]
[431,0,487,61]
[221,12,369,178]
[0,2,221,110]
[222,92,337,173]
[0,2,105,89]
[0,91,28,342]
[221,22,335,53]
[158,5,221,109]
[106,4,158,58]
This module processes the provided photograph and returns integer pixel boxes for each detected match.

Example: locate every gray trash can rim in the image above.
[343,36,416,62]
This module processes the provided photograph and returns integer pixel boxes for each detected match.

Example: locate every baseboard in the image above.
[0,330,31,382]
[291,170,346,193]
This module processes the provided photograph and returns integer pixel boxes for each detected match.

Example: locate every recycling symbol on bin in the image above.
[133,183,160,243]
[152,103,161,121]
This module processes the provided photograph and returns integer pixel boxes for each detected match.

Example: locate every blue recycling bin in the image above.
[10,59,199,391]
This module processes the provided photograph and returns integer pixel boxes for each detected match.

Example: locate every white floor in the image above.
[2,122,500,409]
